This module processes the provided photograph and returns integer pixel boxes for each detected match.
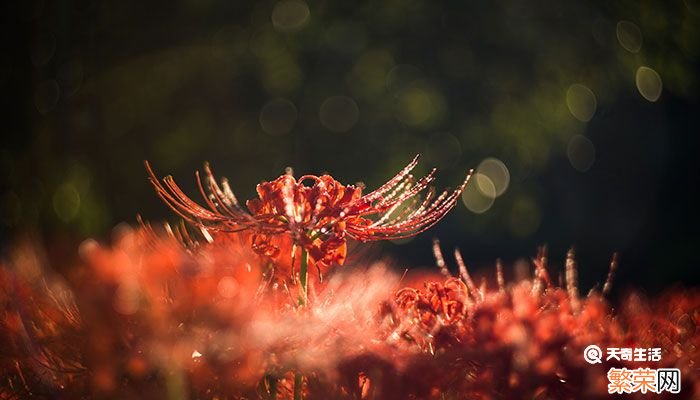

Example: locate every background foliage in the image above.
[2,0,699,291]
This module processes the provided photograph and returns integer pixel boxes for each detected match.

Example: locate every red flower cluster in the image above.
[371,247,700,399]
[2,233,698,400]
[145,156,472,271]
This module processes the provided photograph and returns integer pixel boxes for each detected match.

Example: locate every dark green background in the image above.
[2,0,699,293]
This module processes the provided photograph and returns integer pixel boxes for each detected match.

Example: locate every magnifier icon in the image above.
[584,345,603,364]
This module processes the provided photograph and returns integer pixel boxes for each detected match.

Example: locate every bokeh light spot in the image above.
[348,50,394,98]
[34,80,60,114]
[462,173,496,214]
[477,158,510,197]
[635,66,663,102]
[262,59,302,94]
[272,0,310,33]
[566,84,596,122]
[53,183,81,222]
[218,277,239,299]
[616,20,643,53]
[78,239,99,260]
[259,98,297,136]
[395,82,447,129]
[249,25,302,93]
[319,96,359,133]
[567,135,596,172]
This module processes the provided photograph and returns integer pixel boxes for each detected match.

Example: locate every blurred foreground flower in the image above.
[145,155,472,273]
[1,231,698,399]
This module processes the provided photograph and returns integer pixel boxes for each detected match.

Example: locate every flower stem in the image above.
[298,247,308,305]
[295,248,308,399]
[293,371,303,400]
[262,374,277,399]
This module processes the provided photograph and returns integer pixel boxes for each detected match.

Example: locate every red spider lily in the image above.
[145,155,473,270]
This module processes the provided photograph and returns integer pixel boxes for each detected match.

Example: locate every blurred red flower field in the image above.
[1,162,697,399]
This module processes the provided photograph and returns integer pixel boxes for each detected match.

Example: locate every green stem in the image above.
[262,374,277,400]
[293,370,303,400]
[298,247,308,305]
[292,246,309,400]
[294,248,309,399]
